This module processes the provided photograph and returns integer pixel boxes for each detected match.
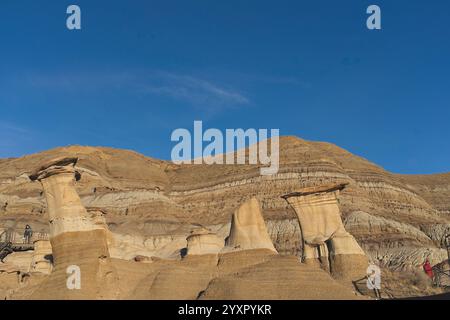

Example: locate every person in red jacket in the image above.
[423,258,434,278]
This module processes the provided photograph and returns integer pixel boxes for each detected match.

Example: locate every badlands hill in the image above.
[0,136,449,299]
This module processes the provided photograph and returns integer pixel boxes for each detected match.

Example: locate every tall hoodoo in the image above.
[29,157,119,299]
[283,183,368,280]
[29,157,105,237]
[225,197,277,253]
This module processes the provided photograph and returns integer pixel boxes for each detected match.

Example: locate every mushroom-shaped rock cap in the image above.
[282,182,349,199]
[86,207,108,215]
[29,157,79,181]
[186,227,216,240]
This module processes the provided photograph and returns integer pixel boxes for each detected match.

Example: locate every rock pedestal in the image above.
[29,157,119,299]
[283,183,368,281]
[29,157,105,238]
[225,198,277,253]
[186,228,224,256]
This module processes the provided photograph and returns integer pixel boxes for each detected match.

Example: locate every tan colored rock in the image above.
[186,228,224,256]
[134,255,153,263]
[283,183,368,280]
[86,207,115,248]
[200,251,363,300]
[225,198,277,253]
[2,251,33,273]
[28,158,120,299]
[133,254,218,300]
[0,137,449,298]
[108,233,187,260]
[130,249,362,300]
[30,240,52,274]
[29,157,105,238]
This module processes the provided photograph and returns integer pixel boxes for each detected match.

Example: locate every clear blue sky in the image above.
[0,0,449,174]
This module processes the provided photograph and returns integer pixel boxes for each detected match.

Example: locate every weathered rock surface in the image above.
[186,228,224,256]
[129,249,361,300]
[225,198,277,252]
[27,158,120,299]
[283,183,367,280]
[200,251,361,300]
[30,240,52,274]
[0,136,449,298]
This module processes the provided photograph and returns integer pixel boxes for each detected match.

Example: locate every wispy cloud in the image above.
[0,121,36,157]
[0,121,30,135]
[19,70,250,112]
[140,72,250,109]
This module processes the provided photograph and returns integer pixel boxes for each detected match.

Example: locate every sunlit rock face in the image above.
[29,158,120,299]
[0,137,448,298]
[29,158,105,238]
[186,228,224,256]
[225,197,277,253]
[30,240,52,274]
[283,184,368,281]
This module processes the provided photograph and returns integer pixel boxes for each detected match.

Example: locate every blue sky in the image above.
[0,0,449,174]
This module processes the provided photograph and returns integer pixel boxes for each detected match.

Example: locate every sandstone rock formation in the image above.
[0,136,449,298]
[28,157,120,299]
[29,240,52,274]
[129,249,361,300]
[199,250,361,300]
[225,198,277,253]
[283,183,368,280]
[186,228,224,256]
[29,157,105,237]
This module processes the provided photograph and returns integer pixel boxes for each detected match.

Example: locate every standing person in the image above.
[423,258,434,278]
[23,225,33,244]
[367,264,382,299]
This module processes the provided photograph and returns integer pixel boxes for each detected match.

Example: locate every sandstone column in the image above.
[29,157,119,299]
[283,183,367,280]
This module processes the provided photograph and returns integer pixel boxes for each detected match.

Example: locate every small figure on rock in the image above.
[423,258,434,279]
[24,225,33,244]
[366,264,382,300]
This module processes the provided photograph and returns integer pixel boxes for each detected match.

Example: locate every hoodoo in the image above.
[283,183,368,281]
[29,157,119,299]
[0,137,447,299]
[225,197,277,253]
[186,228,224,256]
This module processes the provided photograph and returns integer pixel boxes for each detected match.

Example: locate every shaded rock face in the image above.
[225,198,277,253]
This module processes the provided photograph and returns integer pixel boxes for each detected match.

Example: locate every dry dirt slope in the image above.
[0,136,449,273]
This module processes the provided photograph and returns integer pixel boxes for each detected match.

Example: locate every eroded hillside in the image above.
[1,136,449,276]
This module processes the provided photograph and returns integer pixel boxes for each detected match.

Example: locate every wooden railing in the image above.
[432,262,450,288]
[0,228,49,245]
